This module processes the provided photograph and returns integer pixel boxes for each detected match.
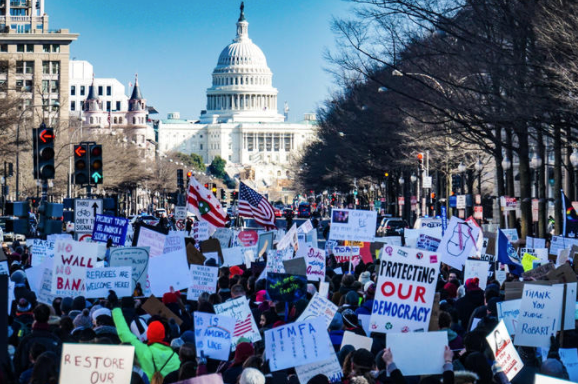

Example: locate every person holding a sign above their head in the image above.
[108,291,180,383]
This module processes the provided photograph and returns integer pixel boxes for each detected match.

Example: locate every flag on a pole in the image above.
[497,229,524,276]
[238,182,276,230]
[187,176,226,229]
[562,190,578,238]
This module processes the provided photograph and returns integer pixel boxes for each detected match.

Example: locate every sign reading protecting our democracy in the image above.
[109,247,150,292]
[487,320,524,381]
[30,239,55,267]
[266,273,308,303]
[51,240,99,297]
[516,284,563,348]
[59,343,134,384]
[329,209,377,242]
[214,297,261,348]
[437,217,481,270]
[188,265,219,300]
[265,317,332,371]
[193,312,235,360]
[91,215,129,246]
[370,245,440,333]
[85,267,132,299]
[297,293,338,327]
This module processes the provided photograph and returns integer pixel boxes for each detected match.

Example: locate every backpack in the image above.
[150,350,175,384]
[14,318,32,339]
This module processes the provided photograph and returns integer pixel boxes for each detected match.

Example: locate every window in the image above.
[116,101,120,111]
[98,86,103,96]
[81,101,85,110]
[70,101,75,111]
[80,85,85,96]
[200,144,203,150]
[106,101,111,111]
[0,44,7,52]
[43,44,59,53]
[90,117,94,124]
[133,117,136,124]
[42,61,59,75]
[118,117,122,124]
[41,80,49,92]
[106,86,111,96]
[17,44,33,52]
[0,80,6,92]
[0,61,8,74]
[15,61,33,74]
[50,80,58,93]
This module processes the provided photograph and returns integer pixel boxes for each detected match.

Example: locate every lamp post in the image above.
[501,155,512,228]
[457,162,466,195]
[474,158,483,195]
[380,181,386,214]
[530,151,542,236]
[399,175,405,219]
[570,148,578,201]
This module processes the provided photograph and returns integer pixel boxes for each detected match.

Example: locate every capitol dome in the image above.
[201,3,285,124]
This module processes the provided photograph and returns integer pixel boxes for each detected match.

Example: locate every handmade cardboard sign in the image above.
[141,295,182,326]
[266,273,307,302]
[214,297,261,348]
[85,267,132,299]
[487,320,524,380]
[464,259,489,289]
[30,239,55,267]
[59,344,134,384]
[136,227,166,258]
[437,217,480,270]
[200,239,223,263]
[534,374,574,384]
[329,209,377,242]
[221,247,245,267]
[341,331,373,351]
[295,351,343,384]
[265,318,332,371]
[283,257,307,276]
[497,299,521,335]
[109,247,149,292]
[188,265,219,300]
[91,215,129,246]
[516,284,563,348]
[51,240,98,297]
[148,248,192,296]
[386,332,446,376]
[163,231,186,254]
[304,247,326,282]
[297,293,337,327]
[193,312,235,360]
[370,245,440,333]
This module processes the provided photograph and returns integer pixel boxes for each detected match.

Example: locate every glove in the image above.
[108,290,120,308]
[547,335,561,360]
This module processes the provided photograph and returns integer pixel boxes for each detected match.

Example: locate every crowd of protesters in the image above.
[3,239,576,384]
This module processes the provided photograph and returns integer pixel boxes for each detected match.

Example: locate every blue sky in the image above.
[49,0,353,122]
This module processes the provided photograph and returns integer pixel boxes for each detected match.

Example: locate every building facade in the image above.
[157,5,316,193]
[0,0,77,125]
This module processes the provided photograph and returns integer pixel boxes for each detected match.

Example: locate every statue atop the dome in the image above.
[239,2,245,22]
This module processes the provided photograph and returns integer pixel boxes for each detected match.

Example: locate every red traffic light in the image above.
[417,153,424,161]
[204,183,209,189]
[39,129,54,143]
[187,171,192,178]
[74,145,86,157]
[91,146,102,156]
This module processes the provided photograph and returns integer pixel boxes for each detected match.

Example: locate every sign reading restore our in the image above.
[369,245,440,333]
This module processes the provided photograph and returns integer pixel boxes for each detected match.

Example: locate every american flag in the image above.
[233,313,254,337]
[187,175,226,229]
[238,182,276,230]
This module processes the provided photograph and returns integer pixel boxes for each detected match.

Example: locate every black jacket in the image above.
[13,324,61,376]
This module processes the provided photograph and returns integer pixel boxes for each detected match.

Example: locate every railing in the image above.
[0,16,44,23]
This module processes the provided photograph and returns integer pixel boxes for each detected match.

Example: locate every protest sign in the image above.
[358,314,372,336]
[516,284,563,347]
[547,264,578,283]
[522,253,540,272]
[163,231,186,254]
[526,236,546,249]
[266,249,287,274]
[59,343,134,384]
[559,349,578,382]
[464,259,489,290]
[480,253,497,271]
[85,267,132,299]
[497,299,520,335]
[109,247,149,292]
[297,293,337,327]
[496,270,507,286]
[193,312,235,360]
[501,228,519,243]
[188,265,219,300]
[319,281,329,298]
[404,227,443,248]
[265,317,332,371]
[213,228,233,249]
[258,231,275,253]
[386,332,446,376]
[370,245,440,333]
[295,352,343,384]
[298,219,314,234]
[51,240,98,297]
[148,249,192,296]
[29,239,55,267]
[136,227,166,258]
[534,375,574,384]
[522,263,555,281]
[304,247,325,281]
[437,217,480,270]
[329,209,377,242]
[266,273,307,302]
[550,236,578,256]
[221,247,245,267]
[237,230,259,247]
[91,215,129,246]
[487,320,524,380]
[200,239,223,263]
[35,267,56,305]
[277,223,298,251]
[283,257,307,276]
[333,245,361,266]
[141,295,182,326]
[341,331,373,351]
[214,297,261,348]
[416,234,441,252]
[192,221,210,242]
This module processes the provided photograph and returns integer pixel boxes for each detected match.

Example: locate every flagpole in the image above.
[561,189,567,237]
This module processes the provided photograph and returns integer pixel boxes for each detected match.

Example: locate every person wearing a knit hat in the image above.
[230,265,244,278]
[72,296,86,311]
[465,278,482,292]
[254,290,269,304]
[112,301,180,381]
[358,271,371,286]
[541,358,570,380]
[223,342,255,383]
[355,283,376,316]
[16,297,32,313]
[239,367,266,384]
[73,308,93,330]
[342,308,364,335]
[455,277,485,328]
[343,348,375,383]
[329,312,344,351]
[60,297,73,316]
[10,270,26,285]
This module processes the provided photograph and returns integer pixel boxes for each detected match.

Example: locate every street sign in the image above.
[74,199,103,236]
[532,199,539,222]
[500,196,517,211]
[175,206,187,230]
[456,195,466,209]
[398,197,404,206]
[474,205,483,220]
[422,176,432,189]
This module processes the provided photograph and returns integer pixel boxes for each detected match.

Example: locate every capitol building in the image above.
[157,5,317,197]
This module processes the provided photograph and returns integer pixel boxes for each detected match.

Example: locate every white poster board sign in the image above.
[222,247,245,267]
[386,332,446,376]
[188,265,219,300]
[51,240,99,297]
[341,331,373,351]
[193,221,210,242]
[497,299,521,336]
[487,320,524,381]
[85,267,132,299]
[265,318,332,371]
[534,374,574,384]
[30,239,55,267]
[147,248,192,296]
[163,231,186,254]
[464,259,489,290]
[370,245,440,333]
[214,297,261,348]
[329,209,377,242]
[437,217,480,270]
[193,312,235,360]
[297,293,337,327]
[516,284,563,348]
[109,247,150,292]
[304,247,325,282]
[295,351,343,384]
[59,343,134,384]
[136,227,166,258]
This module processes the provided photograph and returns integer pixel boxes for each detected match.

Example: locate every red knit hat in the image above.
[233,342,254,364]
[146,321,166,345]
[465,278,482,292]
[444,282,458,298]
[230,266,243,277]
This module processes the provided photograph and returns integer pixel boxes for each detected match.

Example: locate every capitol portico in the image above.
[157,4,317,196]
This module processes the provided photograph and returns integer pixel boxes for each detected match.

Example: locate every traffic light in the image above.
[417,153,424,170]
[177,169,184,189]
[231,191,238,201]
[73,144,89,185]
[384,171,389,177]
[186,171,192,186]
[211,184,217,196]
[89,144,103,184]
[220,189,226,200]
[33,124,55,179]
[8,162,13,177]
[204,183,209,189]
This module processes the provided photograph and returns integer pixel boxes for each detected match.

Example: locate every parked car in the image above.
[377,218,409,237]
[413,216,442,229]
[273,207,283,217]
[297,203,311,218]
[130,215,160,227]
[283,208,295,218]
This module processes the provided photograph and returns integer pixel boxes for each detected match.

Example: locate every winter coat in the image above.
[355,299,374,316]
[112,308,180,381]
[13,322,61,376]
[454,290,484,328]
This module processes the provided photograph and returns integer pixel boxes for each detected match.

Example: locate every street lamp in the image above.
[474,158,483,195]
[570,148,578,200]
